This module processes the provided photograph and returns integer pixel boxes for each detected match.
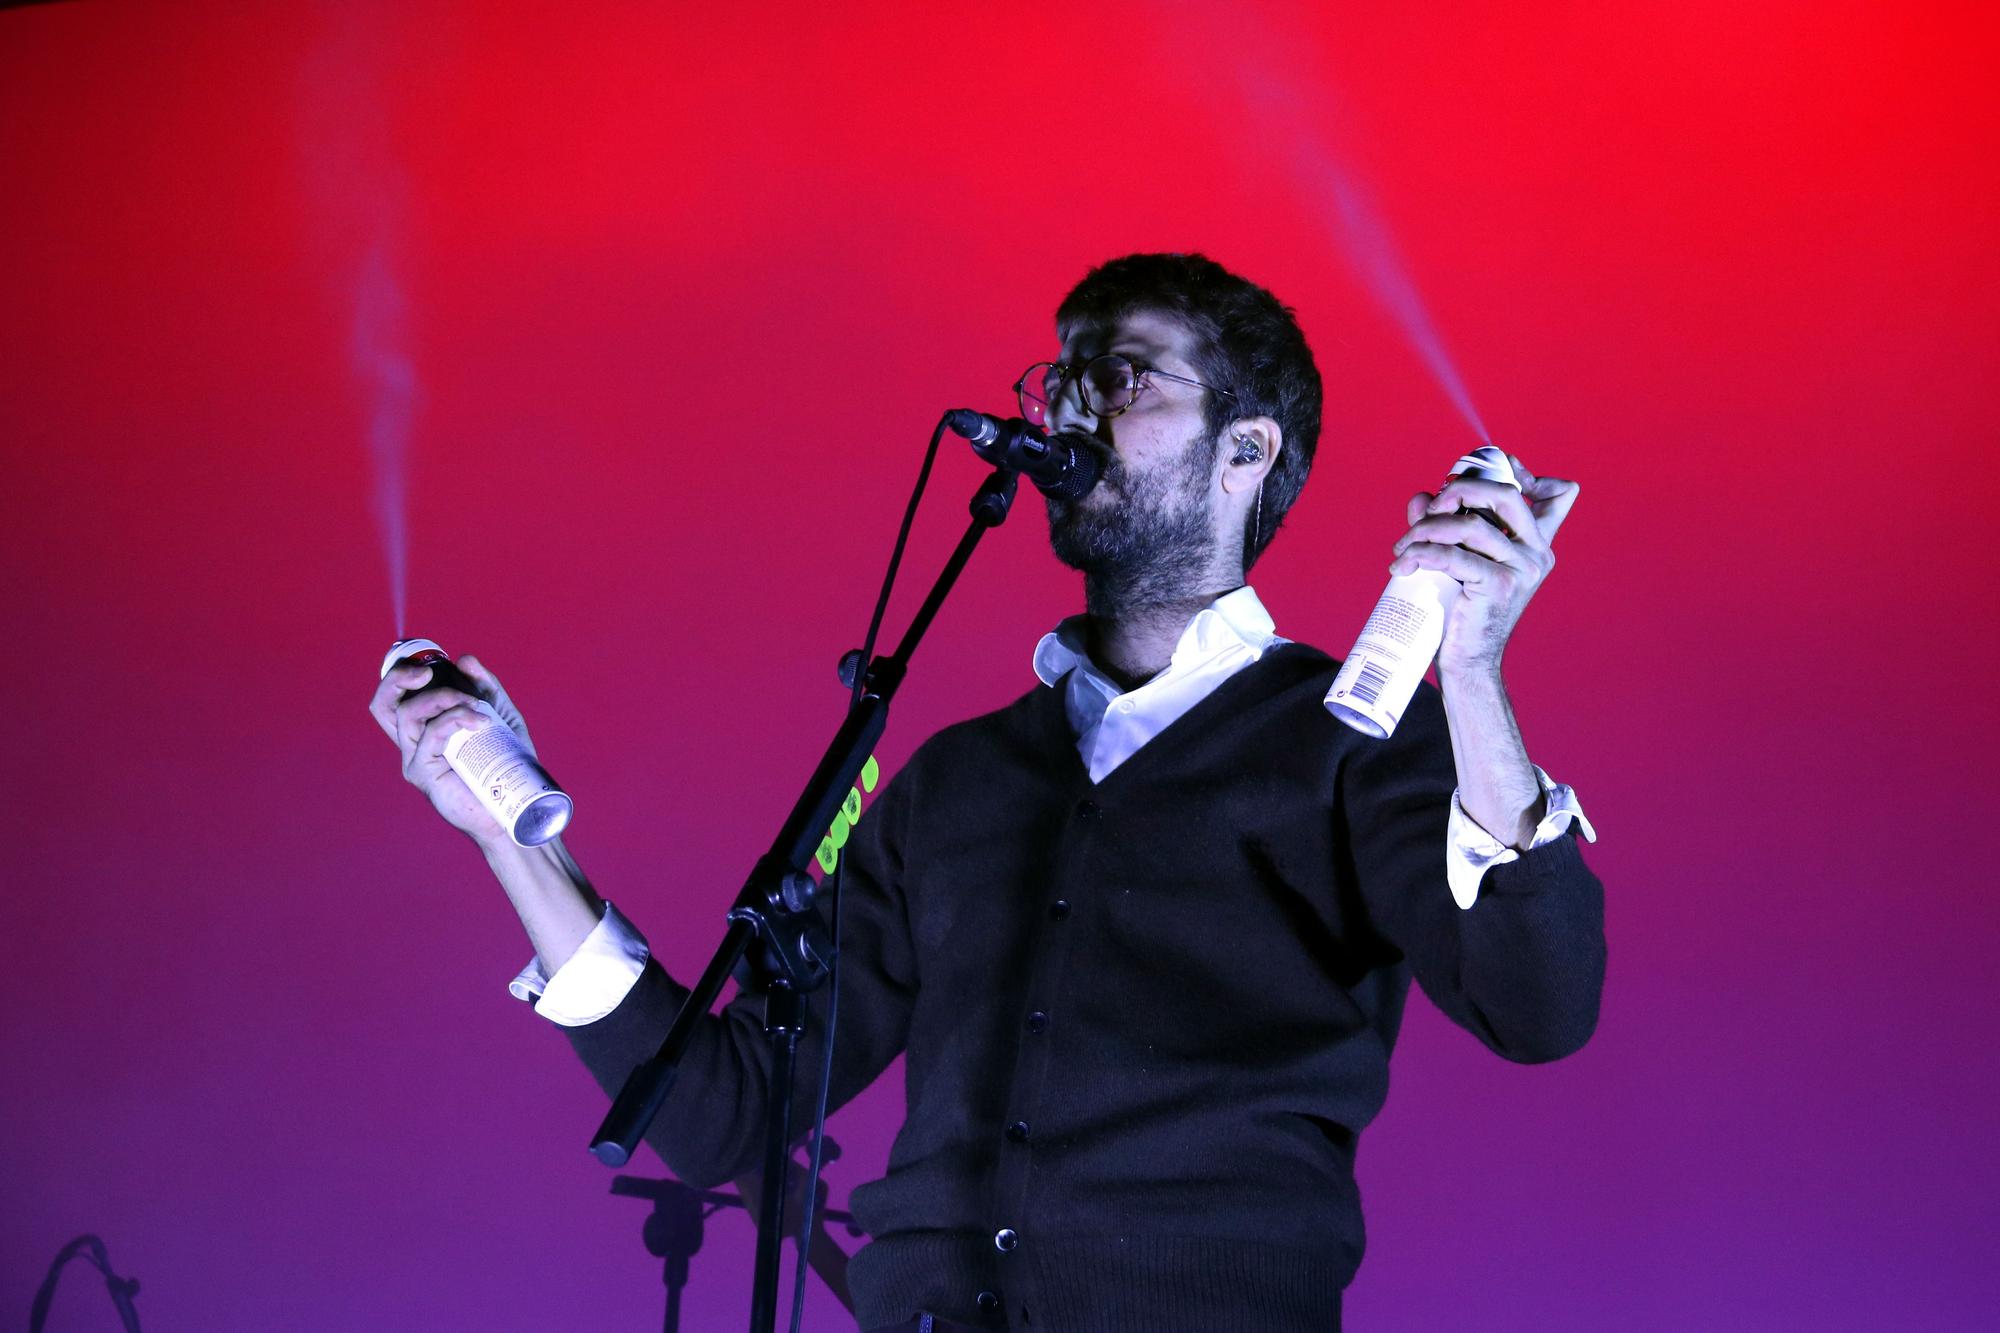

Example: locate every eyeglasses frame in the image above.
[1013,354,1238,424]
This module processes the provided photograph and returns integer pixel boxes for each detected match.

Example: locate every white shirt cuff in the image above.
[1445,767,1597,911]
[507,900,650,1027]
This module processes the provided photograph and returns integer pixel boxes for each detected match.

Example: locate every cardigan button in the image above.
[1006,1119,1031,1143]
[1049,899,1071,921]
[976,1290,1001,1311]
[1025,1010,1049,1034]
[994,1227,1019,1252]
[1075,798,1101,822]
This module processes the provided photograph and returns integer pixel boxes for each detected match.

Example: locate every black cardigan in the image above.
[563,644,1605,1331]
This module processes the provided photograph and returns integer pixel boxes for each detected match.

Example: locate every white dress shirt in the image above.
[513,586,1596,1024]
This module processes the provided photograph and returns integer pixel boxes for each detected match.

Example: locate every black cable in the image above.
[850,414,950,709]
[790,413,948,1332]
[29,1234,141,1333]
[787,858,842,1333]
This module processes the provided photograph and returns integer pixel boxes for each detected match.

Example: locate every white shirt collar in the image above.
[1032,586,1285,690]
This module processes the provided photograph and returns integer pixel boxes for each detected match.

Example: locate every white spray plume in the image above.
[354,243,415,634]
[1153,1,1493,443]
[297,3,418,635]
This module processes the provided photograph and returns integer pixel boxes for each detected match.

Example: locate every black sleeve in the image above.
[559,767,921,1186]
[1340,681,1606,1064]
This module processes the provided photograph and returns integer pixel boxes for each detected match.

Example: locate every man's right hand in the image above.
[367,653,538,847]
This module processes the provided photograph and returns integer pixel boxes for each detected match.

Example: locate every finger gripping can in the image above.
[1326,446,1521,739]
[380,638,574,846]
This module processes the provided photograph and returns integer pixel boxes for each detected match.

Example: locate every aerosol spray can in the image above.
[379,638,574,846]
[1325,446,1522,739]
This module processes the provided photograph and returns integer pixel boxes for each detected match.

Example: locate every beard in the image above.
[1045,427,1218,597]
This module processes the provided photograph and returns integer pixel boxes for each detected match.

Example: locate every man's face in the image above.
[1043,310,1223,577]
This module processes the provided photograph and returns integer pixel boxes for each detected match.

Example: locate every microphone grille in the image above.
[1041,439,1103,502]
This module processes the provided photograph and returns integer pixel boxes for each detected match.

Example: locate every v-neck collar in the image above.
[1031,586,1286,697]
[1029,640,1320,794]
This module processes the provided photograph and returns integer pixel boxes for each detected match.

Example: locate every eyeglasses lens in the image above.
[1016,355,1139,425]
[1017,363,1055,425]
[1083,356,1137,415]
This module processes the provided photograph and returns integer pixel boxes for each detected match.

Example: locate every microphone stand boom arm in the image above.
[588,463,1023,1333]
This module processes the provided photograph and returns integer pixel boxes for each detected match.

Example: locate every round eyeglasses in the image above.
[1013,354,1235,428]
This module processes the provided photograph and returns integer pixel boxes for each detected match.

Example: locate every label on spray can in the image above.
[1326,447,1521,739]
[381,638,574,846]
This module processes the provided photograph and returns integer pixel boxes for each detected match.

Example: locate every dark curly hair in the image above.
[1055,253,1322,570]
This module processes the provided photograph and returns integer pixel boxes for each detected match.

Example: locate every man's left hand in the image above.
[1388,453,1580,677]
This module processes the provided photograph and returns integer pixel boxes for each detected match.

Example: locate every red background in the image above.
[4,2,1995,1328]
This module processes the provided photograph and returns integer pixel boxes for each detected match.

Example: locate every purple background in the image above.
[4,2,1994,1328]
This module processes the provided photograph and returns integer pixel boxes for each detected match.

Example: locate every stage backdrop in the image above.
[4,3,1994,1329]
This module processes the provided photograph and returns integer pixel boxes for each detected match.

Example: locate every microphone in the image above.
[944,410,1102,502]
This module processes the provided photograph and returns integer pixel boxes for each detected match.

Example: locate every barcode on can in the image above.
[1349,659,1391,707]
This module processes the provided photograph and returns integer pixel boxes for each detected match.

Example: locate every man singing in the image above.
[370,253,1603,1331]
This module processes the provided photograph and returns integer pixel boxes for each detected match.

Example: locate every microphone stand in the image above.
[611,1168,861,1333]
[589,462,1023,1333]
